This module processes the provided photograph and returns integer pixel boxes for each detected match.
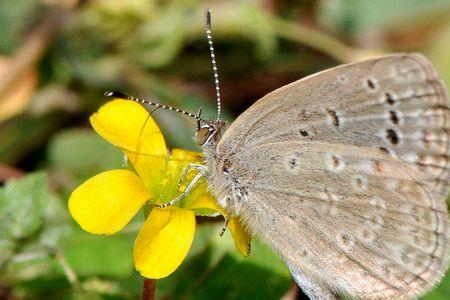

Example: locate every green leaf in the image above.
[0,172,69,280]
[0,240,15,268]
[48,129,123,183]
[61,227,135,278]
[3,254,62,283]
[3,210,71,283]
[0,172,48,242]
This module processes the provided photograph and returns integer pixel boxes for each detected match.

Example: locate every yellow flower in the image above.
[68,99,250,279]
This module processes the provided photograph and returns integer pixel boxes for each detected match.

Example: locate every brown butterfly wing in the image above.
[211,54,450,299]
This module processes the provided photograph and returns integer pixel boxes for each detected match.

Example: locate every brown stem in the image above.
[141,279,156,300]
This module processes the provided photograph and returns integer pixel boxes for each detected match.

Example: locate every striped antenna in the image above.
[105,91,202,121]
[205,9,222,121]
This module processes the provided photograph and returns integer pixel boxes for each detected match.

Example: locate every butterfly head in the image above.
[195,119,225,148]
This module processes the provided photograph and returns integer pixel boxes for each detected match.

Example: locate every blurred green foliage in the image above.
[0,0,450,299]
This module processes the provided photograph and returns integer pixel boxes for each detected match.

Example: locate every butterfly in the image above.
[107,10,450,300]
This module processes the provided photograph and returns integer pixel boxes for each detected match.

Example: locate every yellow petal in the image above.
[69,169,152,235]
[134,207,195,279]
[170,148,203,162]
[164,149,220,215]
[90,100,168,188]
[228,217,251,257]
[152,148,202,203]
[186,193,223,216]
[166,149,203,192]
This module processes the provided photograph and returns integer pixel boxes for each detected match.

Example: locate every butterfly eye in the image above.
[196,127,212,146]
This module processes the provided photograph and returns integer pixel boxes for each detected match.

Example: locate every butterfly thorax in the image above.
[196,120,250,216]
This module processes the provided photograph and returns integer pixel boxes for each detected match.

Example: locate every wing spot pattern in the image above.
[327,109,340,127]
[285,153,302,174]
[366,78,377,91]
[373,160,383,173]
[355,176,368,192]
[337,232,355,250]
[365,215,384,230]
[390,111,400,125]
[379,146,392,156]
[386,129,400,145]
[385,92,396,105]
[327,154,346,172]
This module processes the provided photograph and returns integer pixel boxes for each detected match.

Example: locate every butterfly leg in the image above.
[288,266,337,300]
[177,163,206,190]
[219,217,229,236]
[158,167,206,208]
[218,196,233,236]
